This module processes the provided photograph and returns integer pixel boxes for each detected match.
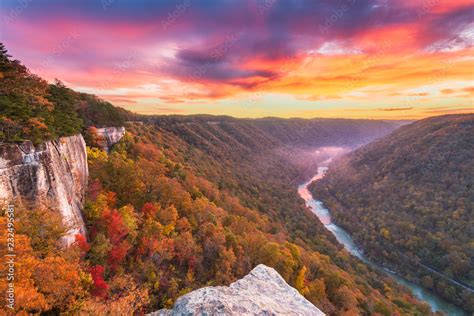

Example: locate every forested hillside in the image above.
[147,115,404,239]
[0,44,433,315]
[0,43,131,144]
[145,115,403,149]
[1,121,433,314]
[311,114,474,312]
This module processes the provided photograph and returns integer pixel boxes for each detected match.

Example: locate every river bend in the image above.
[298,160,466,315]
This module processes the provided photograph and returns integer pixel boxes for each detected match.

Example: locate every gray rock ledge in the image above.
[150,264,325,316]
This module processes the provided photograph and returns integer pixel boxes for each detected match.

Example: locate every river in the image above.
[298,158,466,316]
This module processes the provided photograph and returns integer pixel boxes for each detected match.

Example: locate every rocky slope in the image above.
[151,264,325,316]
[0,134,88,244]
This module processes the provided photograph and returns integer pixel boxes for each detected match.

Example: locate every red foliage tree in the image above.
[74,233,90,253]
[141,202,158,219]
[108,240,131,270]
[89,265,109,299]
[103,209,128,245]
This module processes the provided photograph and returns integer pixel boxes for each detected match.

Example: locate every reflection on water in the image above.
[298,160,466,316]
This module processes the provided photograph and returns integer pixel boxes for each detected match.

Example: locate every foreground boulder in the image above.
[151,264,325,316]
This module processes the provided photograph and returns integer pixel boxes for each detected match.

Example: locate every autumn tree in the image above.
[90,265,109,299]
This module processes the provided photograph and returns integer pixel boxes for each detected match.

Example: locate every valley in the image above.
[310,115,474,313]
[298,150,466,315]
[1,44,472,315]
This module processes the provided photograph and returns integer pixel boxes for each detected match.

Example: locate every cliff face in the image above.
[95,126,125,151]
[0,134,88,245]
[152,264,325,316]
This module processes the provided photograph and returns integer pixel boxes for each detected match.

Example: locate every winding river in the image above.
[298,159,466,316]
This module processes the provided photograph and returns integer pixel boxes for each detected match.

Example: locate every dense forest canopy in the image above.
[147,114,406,148]
[311,114,474,312]
[0,43,438,314]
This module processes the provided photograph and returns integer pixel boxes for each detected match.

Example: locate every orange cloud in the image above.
[355,23,422,53]
[441,88,455,94]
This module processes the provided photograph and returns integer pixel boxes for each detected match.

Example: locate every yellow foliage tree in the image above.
[0,222,49,313]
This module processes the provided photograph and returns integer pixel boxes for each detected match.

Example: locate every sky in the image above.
[1,0,473,119]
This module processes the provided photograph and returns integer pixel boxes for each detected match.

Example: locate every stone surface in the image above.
[151,264,325,316]
[0,134,88,245]
[95,126,125,151]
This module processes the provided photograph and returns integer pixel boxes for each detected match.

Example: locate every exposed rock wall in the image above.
[0,134,88,245]
[151,264,325,316]
[95,126,125,151]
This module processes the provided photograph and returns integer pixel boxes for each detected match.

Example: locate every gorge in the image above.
[298,152,466,315]
[2,44,469,314]
[309,114,474,313]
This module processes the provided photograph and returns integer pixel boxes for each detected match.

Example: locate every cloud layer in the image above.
[1,0,473,118]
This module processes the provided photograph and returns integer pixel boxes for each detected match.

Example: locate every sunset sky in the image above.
[1,0,473,119]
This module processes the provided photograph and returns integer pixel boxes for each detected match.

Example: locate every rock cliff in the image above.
[151,264,325,316]
[0,134,88,245]
[95,126,126,151]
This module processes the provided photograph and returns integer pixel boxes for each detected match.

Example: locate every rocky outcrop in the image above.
[0,134,88,245]
[95,126,125,151]
[151,264,325,316]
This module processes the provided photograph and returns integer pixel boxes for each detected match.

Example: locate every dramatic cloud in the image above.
[1,0,473,118]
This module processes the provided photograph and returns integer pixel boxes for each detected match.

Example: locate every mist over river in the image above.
[298,149,466,316]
